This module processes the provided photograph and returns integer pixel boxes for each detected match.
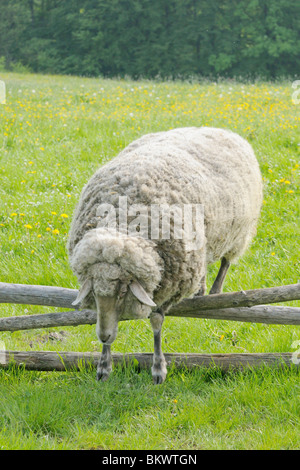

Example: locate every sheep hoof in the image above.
[152,373,166,385]
[96,359,112,382]
[152,361,167,385]
[96,368,111,382]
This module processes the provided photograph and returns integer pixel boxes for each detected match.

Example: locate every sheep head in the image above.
[70,228,163,344]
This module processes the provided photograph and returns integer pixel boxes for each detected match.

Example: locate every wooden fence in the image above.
[0,281,300,372]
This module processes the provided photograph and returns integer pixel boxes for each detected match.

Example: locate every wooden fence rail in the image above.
[0,351,297,372]
[0,281,299,372]
[1,305,300,332]
[0,281,299,310]
[0,282,299,332]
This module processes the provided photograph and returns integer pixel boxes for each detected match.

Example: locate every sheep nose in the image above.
[100,333,111,344]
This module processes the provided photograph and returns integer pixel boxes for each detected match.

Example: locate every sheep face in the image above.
[72,262,156,345]
[70,228,162,346]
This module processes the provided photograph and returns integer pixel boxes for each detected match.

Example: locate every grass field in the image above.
[0,72,299,450]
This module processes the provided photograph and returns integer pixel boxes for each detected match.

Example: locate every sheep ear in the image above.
[72,278,93,306]
[129,281,156,307]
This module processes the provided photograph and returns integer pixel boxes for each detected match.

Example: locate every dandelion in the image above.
[10,213,17,217]
[24,224,32,229]
[271,252,275,256]
[220,334,225,341]
[51,211,57,215]
[60,213,68,218]
[46,227,51,231]
[52,229,59,235]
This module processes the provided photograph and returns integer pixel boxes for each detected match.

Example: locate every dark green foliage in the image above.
[0,0,299,79]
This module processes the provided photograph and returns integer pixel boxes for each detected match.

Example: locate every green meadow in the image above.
[0,72,299,449]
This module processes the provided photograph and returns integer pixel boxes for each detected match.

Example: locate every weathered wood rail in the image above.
[1,305,300,332]
[0,351,297,372]
[0,281,299,371]
[0,281,299,310]
[0,282,300,331]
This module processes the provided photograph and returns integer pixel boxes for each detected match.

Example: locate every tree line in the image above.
[1,0,299,79]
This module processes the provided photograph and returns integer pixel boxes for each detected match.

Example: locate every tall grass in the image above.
[0,72,299,449]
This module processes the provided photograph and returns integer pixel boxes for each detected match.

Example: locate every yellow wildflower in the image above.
[60,213,68,218]
[24,224,32,229]
[52,229,59,235]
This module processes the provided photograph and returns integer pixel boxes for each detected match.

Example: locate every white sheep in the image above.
[68,127,263,383]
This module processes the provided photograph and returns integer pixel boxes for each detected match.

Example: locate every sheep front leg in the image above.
[96,344,112,382]
[150,310,167,384]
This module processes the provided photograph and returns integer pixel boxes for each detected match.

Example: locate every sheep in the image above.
[67,127,263,384]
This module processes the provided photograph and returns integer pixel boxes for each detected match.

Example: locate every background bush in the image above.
[0,0,299,80]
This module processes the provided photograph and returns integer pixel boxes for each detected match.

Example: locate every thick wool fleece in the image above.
[68,127,262,311]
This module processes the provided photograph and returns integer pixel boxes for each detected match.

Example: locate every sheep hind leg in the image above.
[209,257,231,295]
[194,274,206,297]
[150,310,167,385]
